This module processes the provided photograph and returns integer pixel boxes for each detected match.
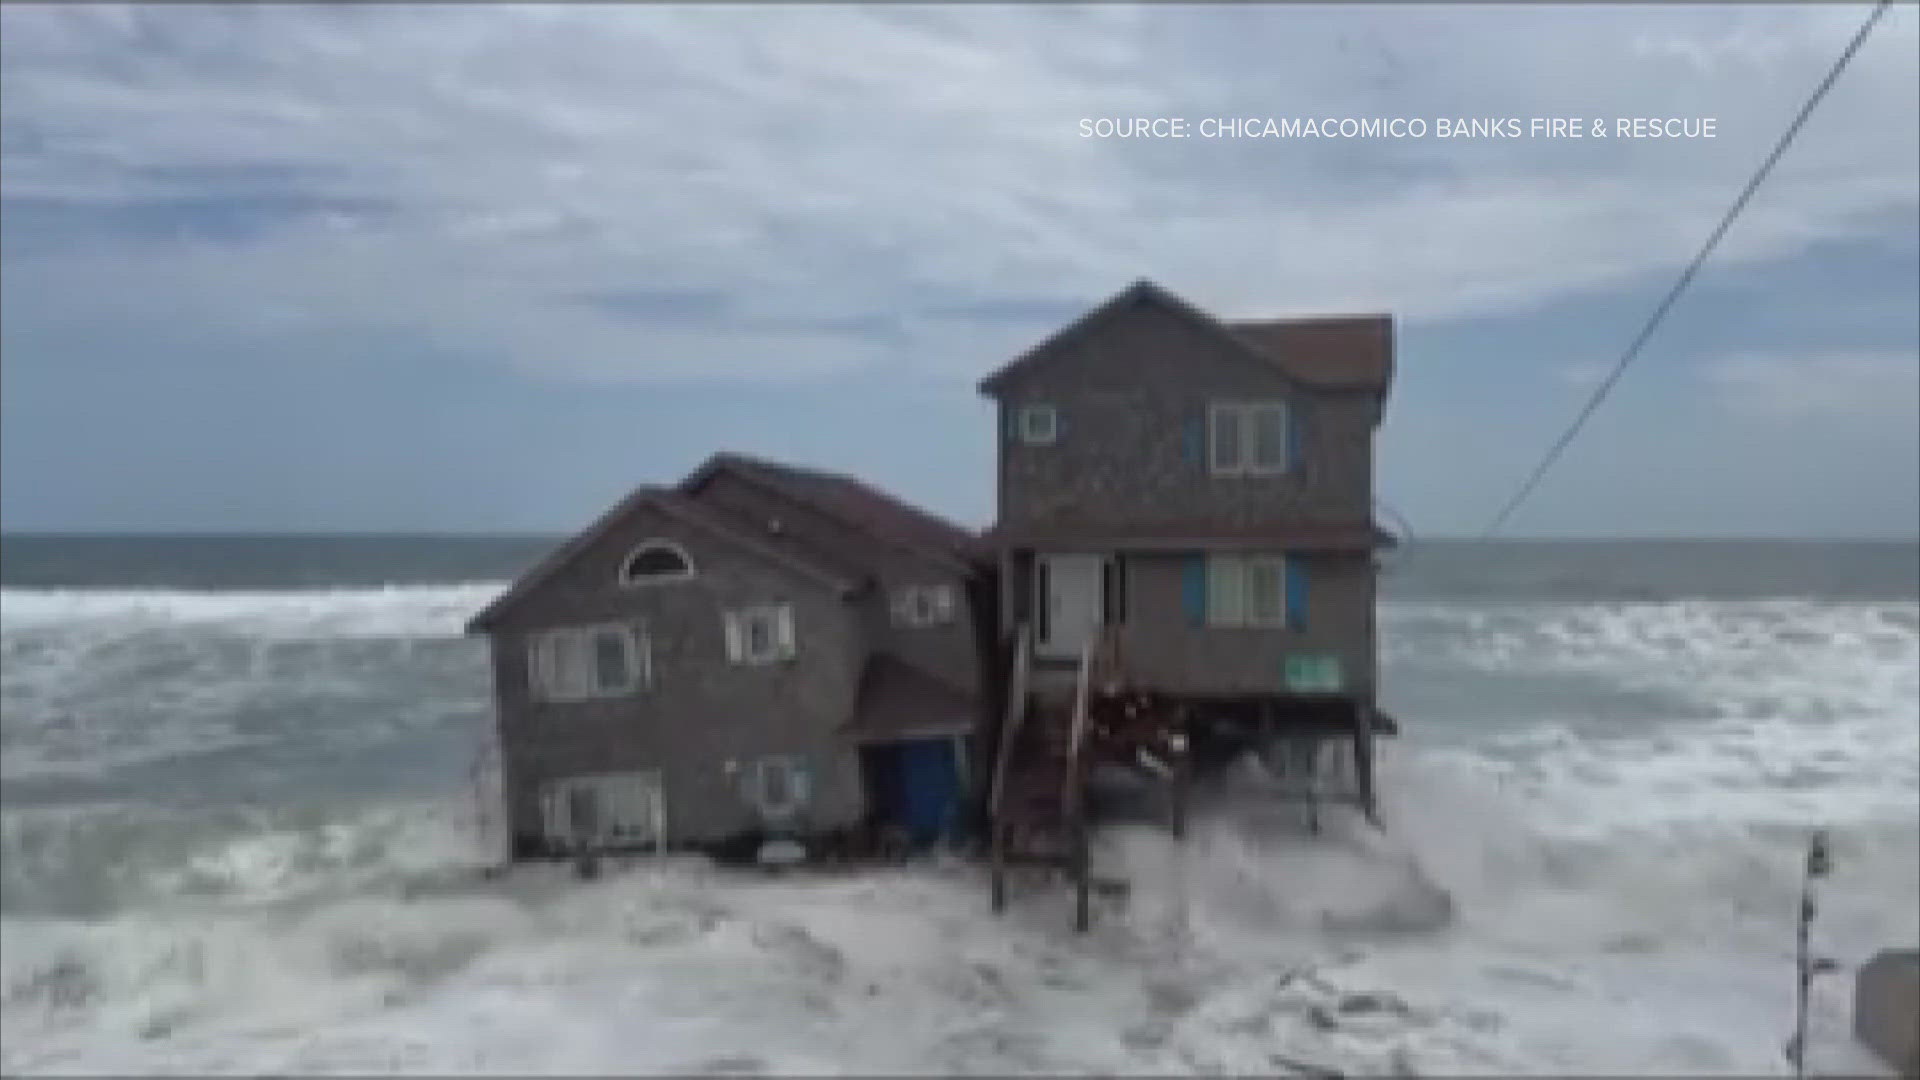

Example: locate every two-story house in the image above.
[467,452,988,861]
[980,279,1394,700]
[976,282,1397,911]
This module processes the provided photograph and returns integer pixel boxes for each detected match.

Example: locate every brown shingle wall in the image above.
[486,501,867,847]
[997,301,1378,532]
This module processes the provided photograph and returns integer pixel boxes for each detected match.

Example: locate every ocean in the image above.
[1,535,1915,1075]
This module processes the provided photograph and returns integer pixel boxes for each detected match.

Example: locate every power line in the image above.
[1483,0,1895,538]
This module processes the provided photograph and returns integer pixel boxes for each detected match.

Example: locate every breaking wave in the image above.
[1,584,1914,1074]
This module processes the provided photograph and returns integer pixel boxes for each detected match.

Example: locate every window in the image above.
[529,623,650,702]
[1205,555,1292,628]
[891,584,957,628]
[541,771,664,848]
[1017,403,1058,445]
[742,755,812,821]
[724,604,796,665]
[1208,401,1289,476]
[621,540,694,585]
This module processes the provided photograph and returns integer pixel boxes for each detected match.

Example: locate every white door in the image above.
[541,771,665,852]
[1036,553,1106,659]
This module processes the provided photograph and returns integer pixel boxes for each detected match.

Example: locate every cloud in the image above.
[1556,360,1612,388]
[1,3,1916,386]
[1701,352,1920,422]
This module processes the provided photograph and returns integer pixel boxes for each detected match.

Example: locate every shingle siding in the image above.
[996,300,1377,532]
[1113,552,1376,698]
[691,470,982,696]
[487,501,867,849]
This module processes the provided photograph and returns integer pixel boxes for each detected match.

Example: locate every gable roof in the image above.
[679,452,980,571]
[466,486,858,634]
[976,279,1393,398]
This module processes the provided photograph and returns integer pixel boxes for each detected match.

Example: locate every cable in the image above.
[1374,496,1417,546]
[1482,0,1895,537]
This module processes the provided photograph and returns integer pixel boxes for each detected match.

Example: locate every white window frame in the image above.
[1017,403,1059,445]
[541,770,665,851]
[1208,401,1289,476]
[742,754,812,822]
[528,622,651,702]
[620,539,695,586]
[724,603,797,665]
[890,583,957,628]
[1205,554,1292,629]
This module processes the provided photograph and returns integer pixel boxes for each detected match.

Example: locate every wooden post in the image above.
[1072,820,1091,933]
[1169,720,1190,841]
[1354,719,1378,828]
[1305,737,1323,836]
[1787,830,1835,1078]
[990,823,1007,913]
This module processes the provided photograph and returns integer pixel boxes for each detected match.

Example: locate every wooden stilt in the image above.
[1169,728,1190,840]
[990,823,1008,913]
[1305,739,1322,835]
[1072,820,1091,933]
[1355,711,1379,829]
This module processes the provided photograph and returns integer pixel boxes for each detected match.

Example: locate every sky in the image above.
[1,3,1916,539]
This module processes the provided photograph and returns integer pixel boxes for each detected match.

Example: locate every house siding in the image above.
[485,502,866,849]
[690,471,983,699]
[1113,551,1376,699]
[995,299,1378,532]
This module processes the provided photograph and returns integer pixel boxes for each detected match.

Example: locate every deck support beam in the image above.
[1071,820,1090,933]
[1354,707,1379,828]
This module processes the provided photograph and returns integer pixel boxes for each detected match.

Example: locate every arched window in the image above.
[621,540,694,585]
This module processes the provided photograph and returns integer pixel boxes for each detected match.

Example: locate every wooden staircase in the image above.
[987,624,1187,932]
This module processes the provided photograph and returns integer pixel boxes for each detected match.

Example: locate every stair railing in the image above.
[987,622,1033,821]
[1062,624,1111,820]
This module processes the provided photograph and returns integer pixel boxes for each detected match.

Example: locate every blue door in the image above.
[892,738,963,847]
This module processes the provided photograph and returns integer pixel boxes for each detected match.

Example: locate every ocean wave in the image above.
[0,584,510,639]
[1,750,1911,1076]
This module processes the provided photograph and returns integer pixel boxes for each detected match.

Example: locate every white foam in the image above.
[3,748,1912,1077]
[0,584,508,640]
[1,595,1913,1075]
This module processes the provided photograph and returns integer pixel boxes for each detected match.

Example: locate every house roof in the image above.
[979,520,1397,552]
[680,451,981,571]
[466,486,858,634]
[843,653,978,744]
[976,279,1393,398]
[1227,315,1393,391]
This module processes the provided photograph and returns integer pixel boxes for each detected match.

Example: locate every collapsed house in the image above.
[468,281,1399,910]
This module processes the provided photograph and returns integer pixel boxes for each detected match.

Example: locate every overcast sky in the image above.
[2,3,1916,538]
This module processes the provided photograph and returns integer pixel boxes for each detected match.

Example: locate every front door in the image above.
[896,738,964,846]
[1036,553,1106,660]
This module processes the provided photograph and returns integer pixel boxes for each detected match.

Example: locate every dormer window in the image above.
[891,584,957,628]
[1018,403,1059,445]
[620,540,694,585]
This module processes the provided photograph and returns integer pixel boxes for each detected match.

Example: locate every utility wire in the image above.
[1374,497,1417,547]
[1483,0,1894,537]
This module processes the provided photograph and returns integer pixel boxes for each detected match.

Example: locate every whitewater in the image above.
[2,561,1915,1075]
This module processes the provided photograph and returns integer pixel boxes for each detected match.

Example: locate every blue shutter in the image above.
[1183,555,1207,625]
[1005,407,1020,440]
[1287,401,1306,472]
[1285,556,1308,629]
[1185,416,1205,467]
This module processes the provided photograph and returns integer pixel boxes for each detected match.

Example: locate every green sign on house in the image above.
[1284,654,1344,693]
